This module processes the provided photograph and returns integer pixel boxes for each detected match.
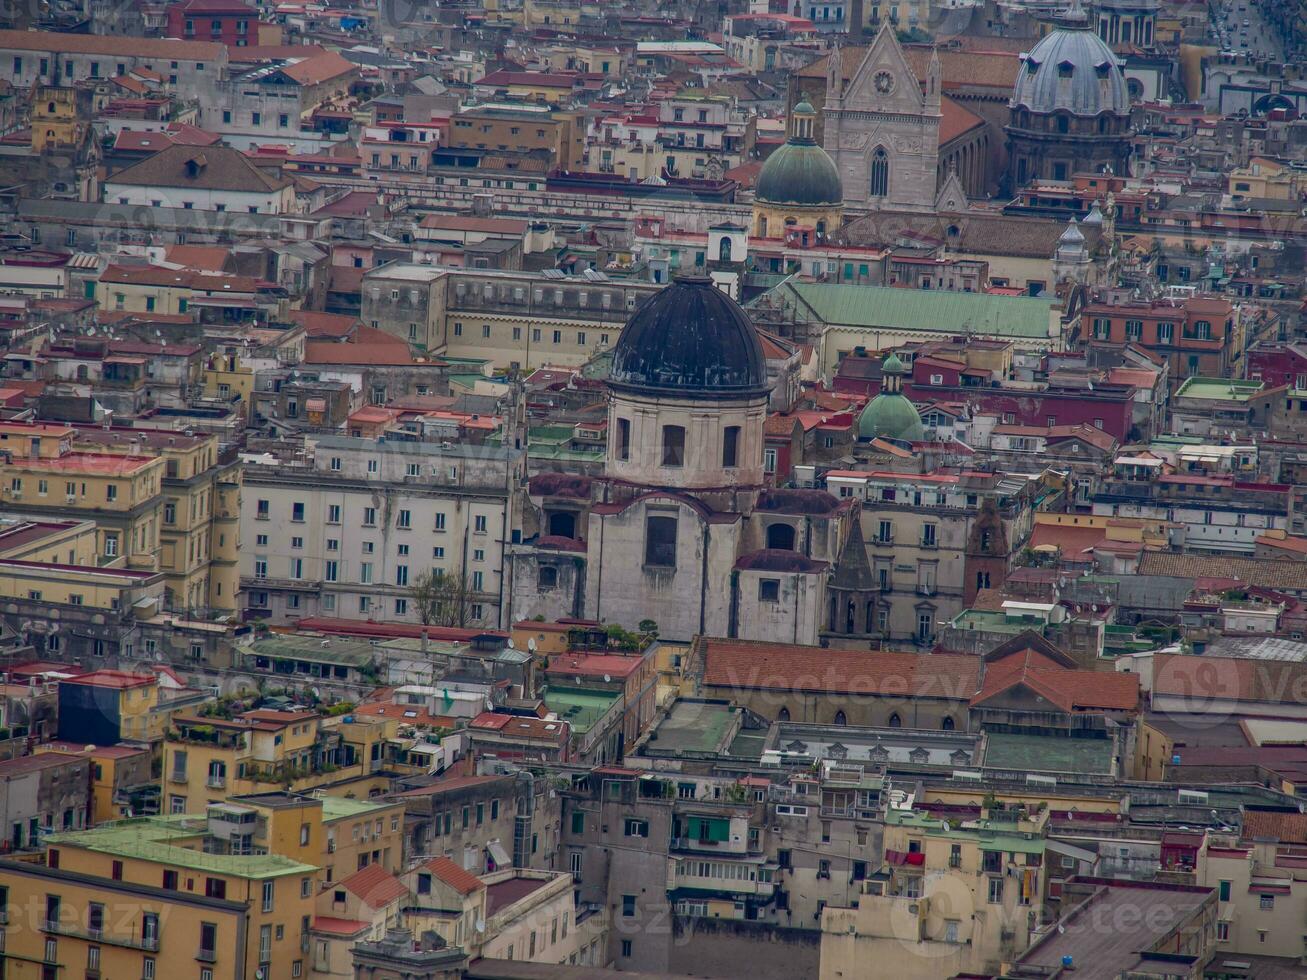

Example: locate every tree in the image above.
[638,619,659,638]
[409,569,472,627]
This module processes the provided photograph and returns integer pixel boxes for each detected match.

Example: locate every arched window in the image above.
[816,219,826,239]
[767,523,796,550]
[887,712,902,728]
[548,511,576,538]
[941,716,955,731]
[778,706,790,721]
[833,710,847,726]
[719,236,733,262]
[870,147,889,197]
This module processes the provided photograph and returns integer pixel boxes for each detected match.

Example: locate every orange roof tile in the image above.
[973,649,1139,713]
[422,856,485,895]
[339,863,408,908]
[698,639,979,701]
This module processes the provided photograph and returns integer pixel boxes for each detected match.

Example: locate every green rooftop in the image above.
[245,634,376,667]
[948,609,1049,633]
[44,815,319,879]
[884,808,1045,854]
[644,699,741,756]
[984,732,1115,775]
[768,281,1056,340]
[543,687,620,735]
[1173,377,1264,402]
[320,796,392,821]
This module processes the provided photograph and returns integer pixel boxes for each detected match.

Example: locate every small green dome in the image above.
[755,139,843,208]
[882,352,907,375]
[794,99,816,114]
[858,392,924,442]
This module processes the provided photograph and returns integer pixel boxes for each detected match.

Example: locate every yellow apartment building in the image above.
[39,741,154,824]
[319,795,406,883]
[0,856,249,980]
[820,805,1049,980]
[202,351,255,419]
[1228,157,1302,202]
[0,556,164,610]
[0,421,164,570]
[0,516,97,563]
[163,710,399,814]
[68,426,243,615]
[42,811,320,980]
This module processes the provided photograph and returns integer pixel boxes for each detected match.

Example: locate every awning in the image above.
[305,397,327,412]
[486,839,511,870]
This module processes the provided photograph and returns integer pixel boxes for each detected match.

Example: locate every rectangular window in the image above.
[722,426,740,468]
[262,880,274,912]
[662,425,685,467]
[397,509,412,529]
[622,895,636,917]
[759,579,780,602]
[624,818,648,837]
[616,418,631,461]
[327,504,341,524]
[645,515,677,567]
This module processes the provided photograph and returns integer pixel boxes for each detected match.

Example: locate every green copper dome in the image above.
[858,392,925,442]
[858,353,923,442]
[755,101,843,208]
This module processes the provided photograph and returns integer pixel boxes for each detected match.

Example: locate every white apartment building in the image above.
[239,435,525,627]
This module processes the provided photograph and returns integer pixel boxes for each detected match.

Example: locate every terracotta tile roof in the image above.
[279,50,355,85]
[1241,809,1307,844]
[1137,553,1307,593]
[303,340,416,366]
[469,712,569,741]
[0,28,223,60]
[339,863,408,908]
[422,856,485,895]
[938,96,984,145]
[798,45,1019,92]
[973,649,1139,713]
[61,669,154,689]
[107,143,289,193]
[1153,653,1307,705]
[311,916,371,936]
[544,652,644,679]
[697,638,979,701]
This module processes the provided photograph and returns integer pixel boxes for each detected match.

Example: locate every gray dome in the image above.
[1011,27,1129,116]
[609,275,768,397]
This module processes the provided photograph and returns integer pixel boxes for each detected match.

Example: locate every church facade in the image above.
[505,276,874,646]
[822,24,943,211]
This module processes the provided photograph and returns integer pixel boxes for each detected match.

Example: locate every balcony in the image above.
[169,771,188,784]
[197,947,218,963]
[45,922,159,951]
[206,776,227,790]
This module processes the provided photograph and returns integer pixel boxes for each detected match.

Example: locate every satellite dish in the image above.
[527,638,537,653]
[506,638,515,649]
[603,675,611,683]
[311,687,320,699]
[475,918,485,933]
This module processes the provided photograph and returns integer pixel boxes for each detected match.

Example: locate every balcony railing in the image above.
[197,947,218,963]
[206,776,227,789]
[44,921,158,951]
[169,771,188,784]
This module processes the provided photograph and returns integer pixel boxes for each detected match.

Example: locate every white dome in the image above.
[1011,27,1129,117]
